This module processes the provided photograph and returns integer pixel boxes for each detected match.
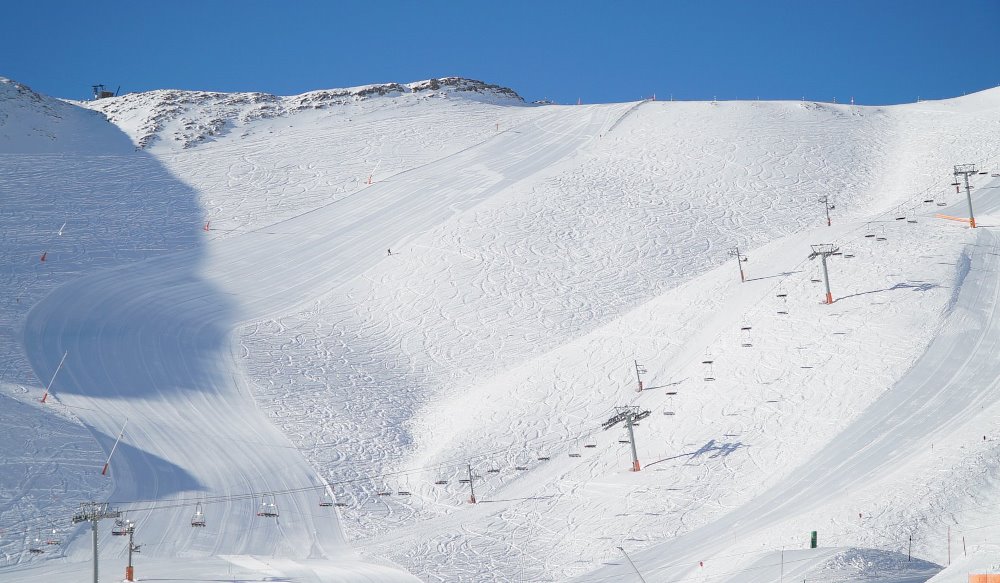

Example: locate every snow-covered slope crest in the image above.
[82,76,523,150]
[0,77,133,153]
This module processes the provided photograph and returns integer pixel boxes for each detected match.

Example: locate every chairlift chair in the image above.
[434,479,448,485]
[569,440,582,458]
[319,489,334,507]
[486,463,501,473]
[776,292,789,315]
[583,442,597,449]
[936,202,947,207]
[740,325,753,348]
[111,519,130,536]
[256,495,279,518]
[191,503,207,527]
[702,359,716,381]
[28,537,44,554]
[44,529,61,545]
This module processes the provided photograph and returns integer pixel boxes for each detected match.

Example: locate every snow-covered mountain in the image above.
[2,76,1000,583]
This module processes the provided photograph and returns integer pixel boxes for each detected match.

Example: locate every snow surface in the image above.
[3,76,1000,582]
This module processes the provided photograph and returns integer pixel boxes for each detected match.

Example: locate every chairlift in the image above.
[397,489,412,496]
[319,489,334,507]
[458,478,471,484]
[44,529,61,545]
[514,464,529,471]
[979,171,988,175]
[895,216,906,221]
[923,199,934,203]
[936,202,947,207]
[191,503,207,527]
[844,253,855,259]
[992,173,1000,178]
[28,537,44,554]
[434,479,448,485]
[740,325,753,348]
[111,519,130,536]
[537,455,550,461]
[256,495,279,518]
[486,464,501,473]
[907,219,917,224]
[583,442,597,449]
[703,359,716,381]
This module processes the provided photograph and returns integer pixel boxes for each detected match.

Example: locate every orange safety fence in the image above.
[969,574,1000,583]
[936,214,972,223]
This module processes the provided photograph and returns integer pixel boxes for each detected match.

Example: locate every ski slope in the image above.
[3,75,1000,582]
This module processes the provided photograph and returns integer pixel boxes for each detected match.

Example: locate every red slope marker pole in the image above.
[40,251,47,262]
[102,418,128,476]
[40,351,68,404]
[203,221,211,232]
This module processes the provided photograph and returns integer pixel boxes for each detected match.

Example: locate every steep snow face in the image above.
[80,77,523,150]
[0,77,133,154]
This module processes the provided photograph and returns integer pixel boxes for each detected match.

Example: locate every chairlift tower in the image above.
[954,164,978,228]
[808,244,839,304]
[603,406,651,471]
[461,462,478,504]
[818,196,835,227]
[633,360,647,392]
[71,502,121,583]
[728,247,748,282]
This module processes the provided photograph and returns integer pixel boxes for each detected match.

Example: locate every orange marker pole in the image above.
[40,351,68,404]
[101,418,128,476]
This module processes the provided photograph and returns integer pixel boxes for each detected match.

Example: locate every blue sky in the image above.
[4,0,998,104]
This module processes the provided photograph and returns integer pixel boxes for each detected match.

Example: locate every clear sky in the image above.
[4,0,998,104]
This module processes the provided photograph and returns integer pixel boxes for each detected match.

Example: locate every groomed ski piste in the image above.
[2,74,1000,582]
